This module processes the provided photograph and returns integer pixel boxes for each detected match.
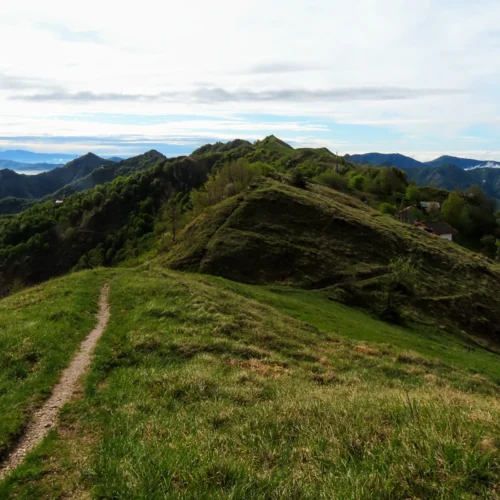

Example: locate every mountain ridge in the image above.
[0,150,78,164]
[0,153,114,201]
[348,151,500,170]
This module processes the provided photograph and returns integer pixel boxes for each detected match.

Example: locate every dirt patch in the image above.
[0,284,110,481]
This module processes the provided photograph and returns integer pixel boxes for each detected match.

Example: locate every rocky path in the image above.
[0,284,110,481]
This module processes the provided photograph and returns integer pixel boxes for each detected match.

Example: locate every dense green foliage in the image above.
[0,155,211,296]
[1,268,499,498]
[441,186,497,240]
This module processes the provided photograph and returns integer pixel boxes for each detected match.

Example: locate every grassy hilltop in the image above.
[167,178,500,341]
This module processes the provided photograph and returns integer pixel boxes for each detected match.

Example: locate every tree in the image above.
[93,191,105,206]
[165,196,182,243]
[405,184,420,205]
[441,192,469,232]
[314,170,348,191]
[480,235,497,257]
[348,174,365,191]
[384,256,418,321]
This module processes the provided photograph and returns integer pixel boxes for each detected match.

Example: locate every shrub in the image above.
[348,174,365,191]
[314,170,348,191]
[379,203,397,215]
[289,169,307,189]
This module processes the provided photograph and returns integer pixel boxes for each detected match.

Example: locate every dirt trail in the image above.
[0,284,110,481]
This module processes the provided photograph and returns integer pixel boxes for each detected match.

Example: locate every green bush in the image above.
[348,174,365,191]
[314,170,348,191]
[289,169,307,189]
[379,203,397,215]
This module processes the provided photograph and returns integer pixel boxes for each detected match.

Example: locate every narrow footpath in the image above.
[0,284,111,481]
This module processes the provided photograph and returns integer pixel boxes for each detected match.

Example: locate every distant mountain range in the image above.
[4,144,500,216]
[0,160,58,172]
[0,151,123,173]
[0,153,115,200]
[0,151,166,214]
[346,152,500,199]
[0,150,79,164]
[346,152,500,170]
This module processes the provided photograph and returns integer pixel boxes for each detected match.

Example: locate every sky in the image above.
[1,0,500,160]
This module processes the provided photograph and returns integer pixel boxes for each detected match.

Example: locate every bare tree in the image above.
[166,197,182,243]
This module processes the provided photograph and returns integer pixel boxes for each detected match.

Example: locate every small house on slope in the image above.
[424,221,457,241]
[412,221,457,241]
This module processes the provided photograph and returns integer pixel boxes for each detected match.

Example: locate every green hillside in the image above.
[0,151,167,216]
[1,266,499,498]
[166,178,500,340]
[0,138,350,296]
[48,150,167,199]
[0,155,211,296]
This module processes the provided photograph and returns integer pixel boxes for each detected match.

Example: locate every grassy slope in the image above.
[2,266,499,498]
[166,179,500,340]
[206,277,500,384]
[0,269,110,459]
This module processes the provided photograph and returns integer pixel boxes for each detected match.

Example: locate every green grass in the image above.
[0,268,110,459]
[2,266,499,498]
[207,276,500,384]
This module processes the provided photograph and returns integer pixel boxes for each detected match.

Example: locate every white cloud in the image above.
[1,0,500,155]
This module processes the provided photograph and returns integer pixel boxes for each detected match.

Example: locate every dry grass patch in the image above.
[353,344,382,356]
[396,350,442,368]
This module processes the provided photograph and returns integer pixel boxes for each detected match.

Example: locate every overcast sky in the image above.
[1,0,500,160]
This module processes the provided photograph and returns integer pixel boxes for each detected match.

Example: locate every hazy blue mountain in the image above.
[346,153,426,169]
[405,164,500,200]
[347,152,500,171]
[424,155,500,170]
[0,150,78,164]
[0,160,57,172]
[343,152,500,199]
